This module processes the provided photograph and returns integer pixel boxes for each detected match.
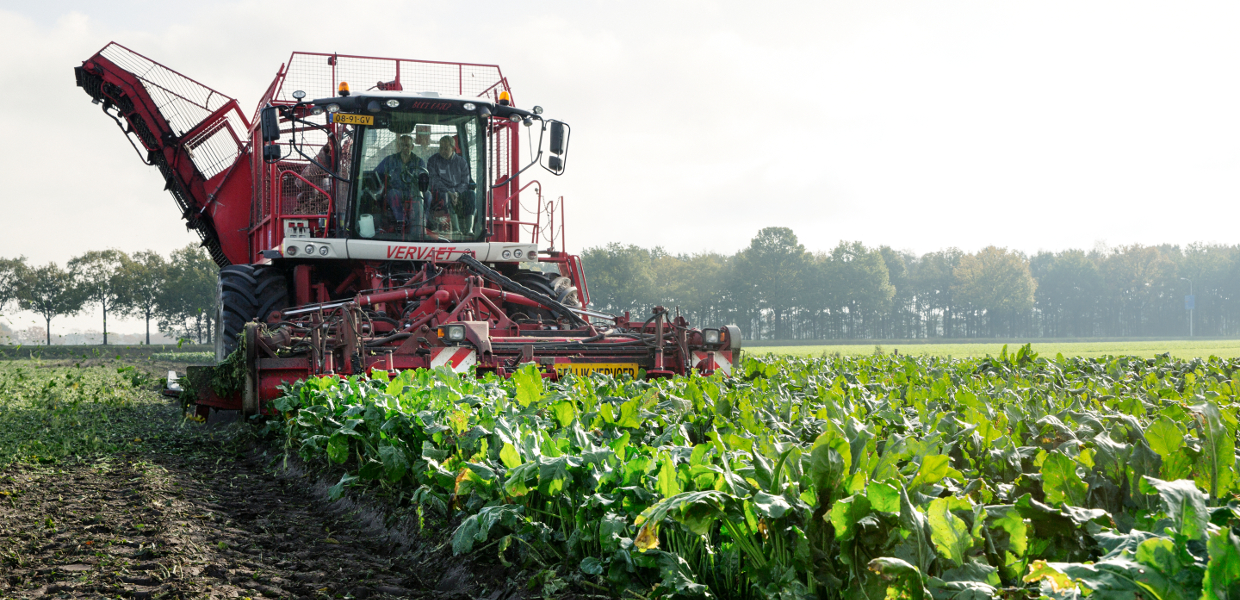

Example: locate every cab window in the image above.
[352,113,485,242]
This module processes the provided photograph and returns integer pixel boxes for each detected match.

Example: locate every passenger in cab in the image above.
[374,134,427,230]
[426,135,476,235]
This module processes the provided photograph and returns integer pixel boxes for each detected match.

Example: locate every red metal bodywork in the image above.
[76,43,738,415]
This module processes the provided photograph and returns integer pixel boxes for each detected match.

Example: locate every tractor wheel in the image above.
[216,265,256,361]
[509,272,562,322]
[252,265,290,324]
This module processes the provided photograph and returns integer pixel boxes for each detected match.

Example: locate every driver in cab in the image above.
[374,134,427,227]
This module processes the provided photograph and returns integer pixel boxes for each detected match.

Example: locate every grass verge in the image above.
[756,338,1240,358]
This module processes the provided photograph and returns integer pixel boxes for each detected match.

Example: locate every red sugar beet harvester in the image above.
[76,44,740,417]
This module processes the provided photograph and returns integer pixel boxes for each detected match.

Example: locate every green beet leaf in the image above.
[326,431,349,464]
[551,399,577,428]
[811,419,852,501]
[829,494,871,542]
[1138,476,1209,542]
[615,396,643,429]
[1146,415,1184,459]
[1190,402,1237,503]
[538,455,574,496]
[377,443,408,482]
[1041,451,1089,507]
[451,504,524,554]
[1203,528,1240,600]
[1135,537,1184,578]
[1025,557,1190,600]
[327,473,357,501]
[499,442,522,470]
[512,363,543,407]
[927,497,972,567]
[656,452,681,498]
[867,557,928,600]
[907,454,959,491]
[867,480,901,513]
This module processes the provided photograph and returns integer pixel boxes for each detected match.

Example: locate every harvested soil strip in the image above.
[0,421,523,599]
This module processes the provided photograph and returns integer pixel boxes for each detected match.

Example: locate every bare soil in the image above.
[0,385,531,599]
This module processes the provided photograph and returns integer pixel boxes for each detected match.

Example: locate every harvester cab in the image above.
[75,43,740,418]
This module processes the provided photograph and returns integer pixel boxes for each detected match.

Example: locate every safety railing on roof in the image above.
[271,52,511,105]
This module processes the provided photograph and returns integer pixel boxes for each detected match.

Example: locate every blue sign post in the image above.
[1185,295,1195,311]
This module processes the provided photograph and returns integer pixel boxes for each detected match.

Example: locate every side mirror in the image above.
[549,121,566,155]
[542,120,570,176]
[260,106,280,142]
[263,143,281,162]
[418,172,430,193]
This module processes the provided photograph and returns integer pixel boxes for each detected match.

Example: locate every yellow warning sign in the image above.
[553,363,639,378]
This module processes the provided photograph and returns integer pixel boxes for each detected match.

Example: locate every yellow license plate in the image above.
[553,363,639,378]
[332,113,374,125]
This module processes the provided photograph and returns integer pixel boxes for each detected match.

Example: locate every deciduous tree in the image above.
[17,263,85,346]
[117,250,168,345]
[580,243,658,314]
[952,246,1036,336]
[157,245,218,344]
[68,249,129,345]
[732,228,809,339]
[0,256,28,315]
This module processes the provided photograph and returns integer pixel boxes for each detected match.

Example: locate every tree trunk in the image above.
[102,302,108,346]
[45,315,51,346]
[145,308,151,345]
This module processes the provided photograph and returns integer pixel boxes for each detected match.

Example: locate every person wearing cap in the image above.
[374,134,427,231]
[425,135,476,235]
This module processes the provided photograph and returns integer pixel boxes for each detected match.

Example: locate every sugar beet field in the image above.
[2,347,1240,599]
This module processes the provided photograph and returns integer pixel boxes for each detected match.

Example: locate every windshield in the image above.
[350,113,485,242]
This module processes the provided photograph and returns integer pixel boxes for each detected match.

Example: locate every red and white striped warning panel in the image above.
[429,347,476,373]
[691,351,733,376]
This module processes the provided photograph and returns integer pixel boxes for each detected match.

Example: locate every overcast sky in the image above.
[1,1,1237,335]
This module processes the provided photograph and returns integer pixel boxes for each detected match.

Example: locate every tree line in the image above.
[0,245,218,345]
[11,229,1233,345]
[582,227,1240,340]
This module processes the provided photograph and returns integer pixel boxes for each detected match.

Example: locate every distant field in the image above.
[752,339,1240,359]
[0,344,212,361]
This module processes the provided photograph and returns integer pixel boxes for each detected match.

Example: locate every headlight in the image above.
[319,246,329,256]
[502,250,512,259]
[286,245,298,256]
[463,102,476,111]
[324,103,341,113]
[702,328,721,345]
[508,114,521,123]
[513,249,523,258]
[440,324,466,342]
[532,106,544,115]
[310,107,324,116]
[385,99,400,108]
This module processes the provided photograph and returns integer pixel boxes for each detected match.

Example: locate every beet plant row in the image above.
[268,346,1240,599]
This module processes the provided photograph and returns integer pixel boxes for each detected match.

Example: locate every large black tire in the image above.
[506,272,555,322]
[508,271,581,323]
[253,265,290,324]
[216,265,256,362]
